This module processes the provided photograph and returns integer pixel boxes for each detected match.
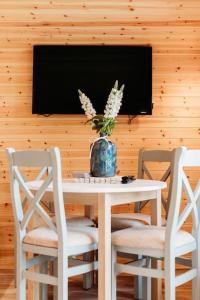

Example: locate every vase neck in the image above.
[100,133,108,138]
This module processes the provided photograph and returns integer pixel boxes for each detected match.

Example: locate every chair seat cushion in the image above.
[23,226,98,249]
[49,216,94,227]
[67,216,94,227]
[112,226,195,250]
[111,213,166,230]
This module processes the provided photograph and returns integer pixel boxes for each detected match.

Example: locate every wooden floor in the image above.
[0,270,192,299]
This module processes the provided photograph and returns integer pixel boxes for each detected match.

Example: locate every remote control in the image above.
[121,176,136,184]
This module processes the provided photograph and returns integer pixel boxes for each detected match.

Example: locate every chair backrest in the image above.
[6,147,67,249]
[166,147,200,247]
[135,149,175,217]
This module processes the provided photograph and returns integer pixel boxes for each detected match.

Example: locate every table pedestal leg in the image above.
[98,193,112,300]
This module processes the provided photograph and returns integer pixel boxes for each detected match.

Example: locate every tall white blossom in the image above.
[104,81,124,118]
[78,90,96,119]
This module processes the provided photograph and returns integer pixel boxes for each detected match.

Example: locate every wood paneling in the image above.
[0,0,200,298]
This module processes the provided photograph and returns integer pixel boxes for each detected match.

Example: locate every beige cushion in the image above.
[112,226,195,250]
[23,226,98,249]
[111,213,166,231]
[48,216,94,227]
[67,216,94,227]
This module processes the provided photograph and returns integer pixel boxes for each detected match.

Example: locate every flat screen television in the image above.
[32,45,152,115]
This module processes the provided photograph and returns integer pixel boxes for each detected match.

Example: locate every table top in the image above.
[27,178,166,194]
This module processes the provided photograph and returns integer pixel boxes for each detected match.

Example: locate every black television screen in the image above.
[32,45,152,115]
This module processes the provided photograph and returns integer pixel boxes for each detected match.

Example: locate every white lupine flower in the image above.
[104,83,124,118]
[78,90,96,119]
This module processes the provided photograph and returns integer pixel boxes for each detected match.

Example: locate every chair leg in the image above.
[53,258,58,300]
[16,247,26,300]
[143,257,151,300]
[165,256,175,300]
[134,255,143,300]
[151,258,162,300]
[83,251,94,289]
[95,250,98,285]
[39,261,48,300]
[57,255,68,300]
[33,264,40,300]
[135,275,143,300]
[144,277,151,300]
[111,245,117,300]
[192,248,200,300]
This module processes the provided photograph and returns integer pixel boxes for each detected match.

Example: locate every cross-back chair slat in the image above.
[143,163,154,180]
[167,147,200,239]
[20,171,54,231]
[160,166,171,182]
[175,172,200,233]
[13,156,51,209]
[35,166,50,181]
[135,149,174,215]
[13,161,56,232]
[14,166,34,202]
[35,166,54,214]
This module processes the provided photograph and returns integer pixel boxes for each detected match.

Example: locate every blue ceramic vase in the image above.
[90,134,117,177]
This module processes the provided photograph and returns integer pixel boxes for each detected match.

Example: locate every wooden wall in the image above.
[0,1,200,298]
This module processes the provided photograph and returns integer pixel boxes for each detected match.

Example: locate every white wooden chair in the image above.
[6,147,98,300]
[111,146,200,300]
[111,149,174,299]
[111,149,174,231]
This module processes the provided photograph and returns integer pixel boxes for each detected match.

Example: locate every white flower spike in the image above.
[78,90,96,119]
[104,80,124,118]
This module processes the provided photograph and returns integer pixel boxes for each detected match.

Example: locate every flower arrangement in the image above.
[78,80,124,136]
